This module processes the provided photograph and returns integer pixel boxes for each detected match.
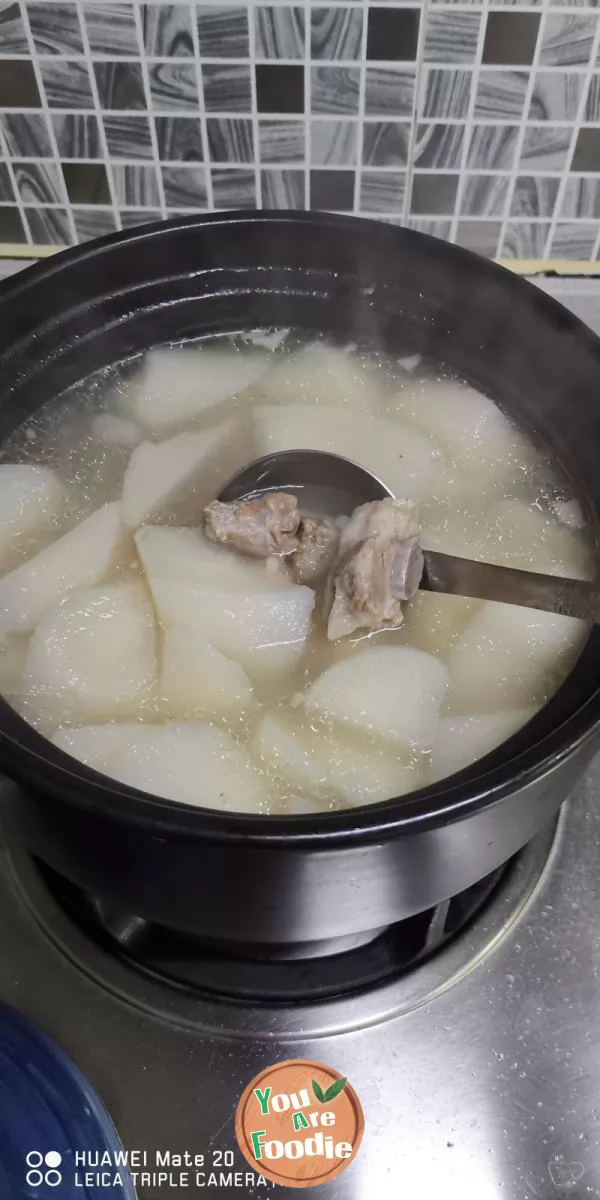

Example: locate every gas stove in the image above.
[1,766,600,1199]
[2,274,600,1200]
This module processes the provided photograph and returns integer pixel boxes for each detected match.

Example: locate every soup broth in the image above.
[0,332,591,815]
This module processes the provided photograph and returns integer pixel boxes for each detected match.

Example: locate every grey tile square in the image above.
[26,206,71,247]
[258,119,305,163]
[528,72,583,121]
[414,123,464,170]
[211,167,256,208]
[104,114,154,159]
[0,113,51,158]
[155,115,204,161]
[202,64,251,113]
[207,117,253,162]
[120,209,162,228]
[0,61,41,108]
[539,13,597,67]
[149,61,198,111]
[256,6,305,59]
[52,114,101,160]
[73,209,118,243]
[411,172,458,215]
[499,222,549,259]
[362,121,409,168]
[0,3,28,54]
[197,5,249,58]
[311,8,363,61]
[141,5,193,56]
[406,219,451,240]
[0,207,26,242]
[455,221,502,258]
[13,160,64,205]
[94,62,146,111]
[562,176,600,218]
[549,222,597,259]
[40,60,92,109]
[461,173,509,217]
[572,127,600,171]
[111,163,160,206]
[312,66,360,115]
[475,70,528,119]
[511,175,560,218]
[520,126,572,171]
[467,124,519,170]
[366,8,419,62]
[310,168,355,209]
[161,164,207,206]
[261,168,304,208]
[585,75,600,122]
[365,67,415,117]
[311,119,357,166]
[423,10,481,64]
[63,162,111,205]
[28,2,83,54]
[83,2,139,56]
[361,169,405,213]
[419,68,471,120]
[482,11,540,65]
[0,164,14,202]
[256,64,304,113]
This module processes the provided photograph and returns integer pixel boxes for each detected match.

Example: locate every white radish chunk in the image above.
[92,413,144,448]
[22,581,156,725]
[255,713,421,807]
[397,381,534,487]
[254,404,437,502]
[485,499,592,579]
[135,526,315,687]
[122,421,237,528]
[0,465,65,571]
[0,502,129,634]
[447,601,588,714]
[0,633,29,696]
[420,501,489,560]
[400,592,480,658]
[257,342,381,411]
[109,723,269,812]
[130,345,269,431]
[160,627,253,716]
[52,723,150,770]
[431,708,537,782]
[303,644,449,750]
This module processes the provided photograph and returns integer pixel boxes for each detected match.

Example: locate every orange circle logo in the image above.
[235,1058,364,1189]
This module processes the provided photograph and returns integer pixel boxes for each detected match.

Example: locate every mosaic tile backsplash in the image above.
[2,0,600,259]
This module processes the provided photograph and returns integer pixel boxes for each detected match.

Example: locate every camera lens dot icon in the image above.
[45,1152,62,1169]
[25,1150,63,1187]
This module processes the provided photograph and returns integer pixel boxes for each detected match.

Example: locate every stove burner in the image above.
[39,859,510,1003]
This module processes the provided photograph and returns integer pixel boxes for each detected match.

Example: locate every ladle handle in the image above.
[421,549,600,623]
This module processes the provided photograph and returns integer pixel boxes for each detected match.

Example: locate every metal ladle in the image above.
[219,449,600,622]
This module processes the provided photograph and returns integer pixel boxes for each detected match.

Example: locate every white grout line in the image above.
[189,0,214,213]
[352,0,368,215]
[74,0,121,231]
[131,0,168,220]
[449,2,488,244]
[18,0,77,245]
[247,2,261,209]
[304,4,311,210]
[0,130,33,244]
[403,0,431,226]
[543,9,600,260]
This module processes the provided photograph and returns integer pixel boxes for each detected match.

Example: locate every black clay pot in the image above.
[0,211,599,948]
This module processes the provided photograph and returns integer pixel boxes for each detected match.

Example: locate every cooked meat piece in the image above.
[327,498,423,640]
[203,493,300,558]
[292,516,340,585]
